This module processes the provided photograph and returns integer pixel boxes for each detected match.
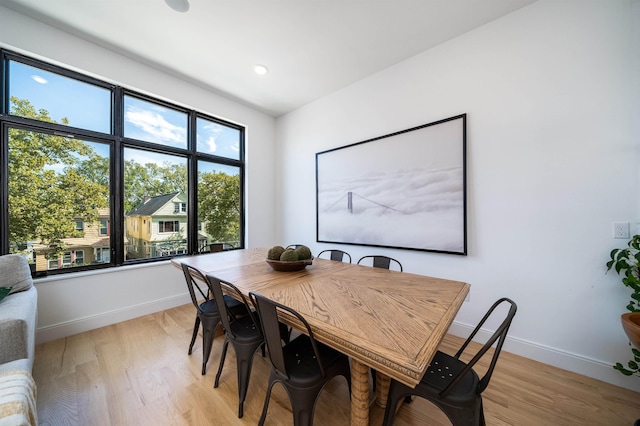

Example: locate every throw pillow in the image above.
[0,254,33,295]
[0,286,11,303]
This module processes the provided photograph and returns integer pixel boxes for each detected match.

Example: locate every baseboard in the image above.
[448,322,640,393]
[35,293,191,344]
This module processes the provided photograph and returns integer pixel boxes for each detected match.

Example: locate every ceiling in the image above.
[1,0,536,117]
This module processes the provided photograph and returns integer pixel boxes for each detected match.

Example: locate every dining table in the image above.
[171,248,470,426]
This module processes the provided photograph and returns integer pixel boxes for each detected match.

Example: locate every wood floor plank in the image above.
[33,304,640,425]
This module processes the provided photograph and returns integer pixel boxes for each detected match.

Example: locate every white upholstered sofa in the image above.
[0,254,38,425]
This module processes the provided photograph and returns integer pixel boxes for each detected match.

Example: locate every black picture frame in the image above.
[316,114,467,255]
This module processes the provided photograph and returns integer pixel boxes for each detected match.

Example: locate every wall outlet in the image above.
[613,222,630,239]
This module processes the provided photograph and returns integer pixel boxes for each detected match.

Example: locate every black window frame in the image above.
[0,49,246,277]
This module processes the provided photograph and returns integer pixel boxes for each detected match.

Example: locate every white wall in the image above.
[0,7,278,342]
[277,0,640,391]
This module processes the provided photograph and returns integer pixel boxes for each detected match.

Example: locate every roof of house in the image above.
[127,192,184,216]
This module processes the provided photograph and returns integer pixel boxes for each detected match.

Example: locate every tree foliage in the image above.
[123,160,187,213]
[9,97,108,256]
[198,171,240,244]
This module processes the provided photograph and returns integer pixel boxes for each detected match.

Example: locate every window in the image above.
[99,220,109,236]
[197,117,241,160]
[124,95,187,148]
[8,61,111,133]
[197,161,241,249]
[1,49,245,277]
[159,221,180,233]
[47,250,84,269]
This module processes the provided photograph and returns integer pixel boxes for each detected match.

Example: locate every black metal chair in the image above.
[357,255,403,271]
[250,291,352,426]
[180,263,246,375]
[382,298,518,426]
[317,249,352,263]
[205,275,265,418]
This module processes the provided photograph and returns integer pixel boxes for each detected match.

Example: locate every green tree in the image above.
[123,160,187,213]
[8,97,109,257]
[198,171,240,244]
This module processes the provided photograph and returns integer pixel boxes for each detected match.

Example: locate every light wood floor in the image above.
[33,304,640,425]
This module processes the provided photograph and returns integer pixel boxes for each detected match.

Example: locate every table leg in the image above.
[375,370,390,408]
[350,359,370,426]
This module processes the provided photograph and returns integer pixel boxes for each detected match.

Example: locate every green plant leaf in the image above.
[628,360,639,370]
[606,259,614,270]
[614,364,634,375]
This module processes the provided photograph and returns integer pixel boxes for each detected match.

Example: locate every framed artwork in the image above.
[316,114,467,255]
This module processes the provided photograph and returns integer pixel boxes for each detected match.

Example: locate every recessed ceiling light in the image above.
[164,0,190,13]
[254,65,269,75]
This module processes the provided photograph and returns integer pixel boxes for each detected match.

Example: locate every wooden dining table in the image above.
[171,248,470,426]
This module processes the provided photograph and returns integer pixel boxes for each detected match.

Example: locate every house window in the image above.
[99,220,109,236]
[159,221,180,233]
[47,250,85,269]
[1,49,245,276]
[95,247,110,263]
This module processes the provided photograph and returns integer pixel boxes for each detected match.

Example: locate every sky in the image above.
[8,60,241,164]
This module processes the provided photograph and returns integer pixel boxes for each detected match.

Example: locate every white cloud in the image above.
[125,106,186,146]
[31,75,47,84]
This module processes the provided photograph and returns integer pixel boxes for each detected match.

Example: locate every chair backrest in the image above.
[317,249,352,263]
[250,291,325,379]
[205,275,260,338]
[442,297,517,397]
[210,243,224,253]
[357,255,403,272]
[181,263,210,310]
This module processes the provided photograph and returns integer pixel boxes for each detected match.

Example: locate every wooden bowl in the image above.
[265,257,313,272]
[621,312,640,350]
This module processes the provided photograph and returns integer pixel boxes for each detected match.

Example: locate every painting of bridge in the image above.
[316,114,466,254]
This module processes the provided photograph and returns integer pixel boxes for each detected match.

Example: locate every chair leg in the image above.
[200,317,218,375]
[214,338,230,388]
[234,342,262,418]
[258,373,278,426]
[287,381,326,426]
[382,381,411,426]
[188,316,200,355]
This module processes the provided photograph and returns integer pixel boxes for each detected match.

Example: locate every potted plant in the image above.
[606,234,640,376]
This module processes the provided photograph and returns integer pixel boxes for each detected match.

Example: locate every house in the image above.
[31,209,111,271]
[0,0,638,395]
[125,192,189,259]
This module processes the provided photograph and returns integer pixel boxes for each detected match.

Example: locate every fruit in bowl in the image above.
[266,245,313,271]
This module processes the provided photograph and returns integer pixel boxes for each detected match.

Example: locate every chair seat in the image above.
[228,313,263,343]
[199,295,245,316]
[282,335,345,387]
[198,299,219,315]
[419,351,479,402]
